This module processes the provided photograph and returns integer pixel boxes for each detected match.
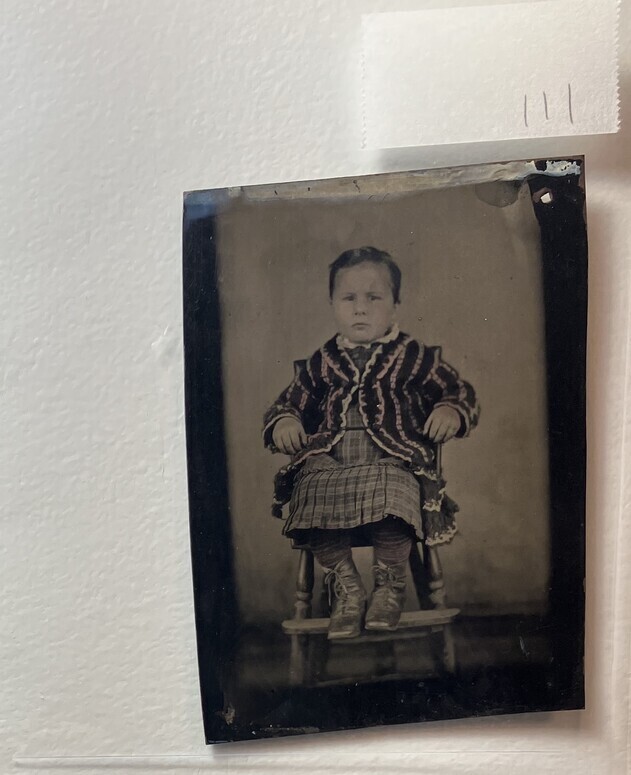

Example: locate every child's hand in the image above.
[272,416,308,455]
[423,406,461,443]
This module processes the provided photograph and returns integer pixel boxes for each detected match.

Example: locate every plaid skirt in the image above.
[284,404,423,540]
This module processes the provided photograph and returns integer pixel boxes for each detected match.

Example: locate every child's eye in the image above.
[343,295,355,301]
[369,295,382,301]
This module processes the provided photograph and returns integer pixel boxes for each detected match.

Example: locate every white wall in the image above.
[2,1,630,773]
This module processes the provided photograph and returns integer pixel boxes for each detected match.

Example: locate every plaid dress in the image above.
[283,344,423,540]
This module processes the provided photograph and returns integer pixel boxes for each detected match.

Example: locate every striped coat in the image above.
[263,329,480,545]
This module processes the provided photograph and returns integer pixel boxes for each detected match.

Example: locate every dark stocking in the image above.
[310,529,353,570]
[371,518,413,566]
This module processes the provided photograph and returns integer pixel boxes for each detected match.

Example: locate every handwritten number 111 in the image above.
[524,84,574,126]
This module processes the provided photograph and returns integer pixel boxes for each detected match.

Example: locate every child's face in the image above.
[331,262,398,344]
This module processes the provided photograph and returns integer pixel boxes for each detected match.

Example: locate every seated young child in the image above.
[263,246,479,640]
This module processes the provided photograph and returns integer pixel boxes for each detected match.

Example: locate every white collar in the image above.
[336,323,400,350]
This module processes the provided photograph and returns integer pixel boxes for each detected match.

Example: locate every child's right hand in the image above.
[272,417,308,455]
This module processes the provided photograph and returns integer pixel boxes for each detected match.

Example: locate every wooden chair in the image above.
[281,448,459,686]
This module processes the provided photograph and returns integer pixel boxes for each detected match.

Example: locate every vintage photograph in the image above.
[183,159,587,742]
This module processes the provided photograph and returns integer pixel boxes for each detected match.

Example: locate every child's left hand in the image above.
[423,406,461,443]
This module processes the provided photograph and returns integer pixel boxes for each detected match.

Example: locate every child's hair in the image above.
[329,246,402,304]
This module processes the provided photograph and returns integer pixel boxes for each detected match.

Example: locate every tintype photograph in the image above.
[183,159,587,742]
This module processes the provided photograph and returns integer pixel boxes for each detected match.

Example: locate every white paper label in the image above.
[361,1,620,149]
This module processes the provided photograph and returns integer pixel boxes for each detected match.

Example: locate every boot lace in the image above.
[373,565,406,609]
[324,570,363,615]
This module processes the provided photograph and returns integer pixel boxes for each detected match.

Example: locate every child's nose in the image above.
[354,299,368,314]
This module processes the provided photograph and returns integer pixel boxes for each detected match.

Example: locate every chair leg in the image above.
[294,549,314,619]
[409,542,430,609]
[289,635,311,685]
[422,543,446,609]
[288,550,315,685]
[423,543,458,674]
[441,624,457,674]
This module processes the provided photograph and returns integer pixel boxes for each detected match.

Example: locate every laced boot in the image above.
[323,557,367,640]
[365,560,407,631]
